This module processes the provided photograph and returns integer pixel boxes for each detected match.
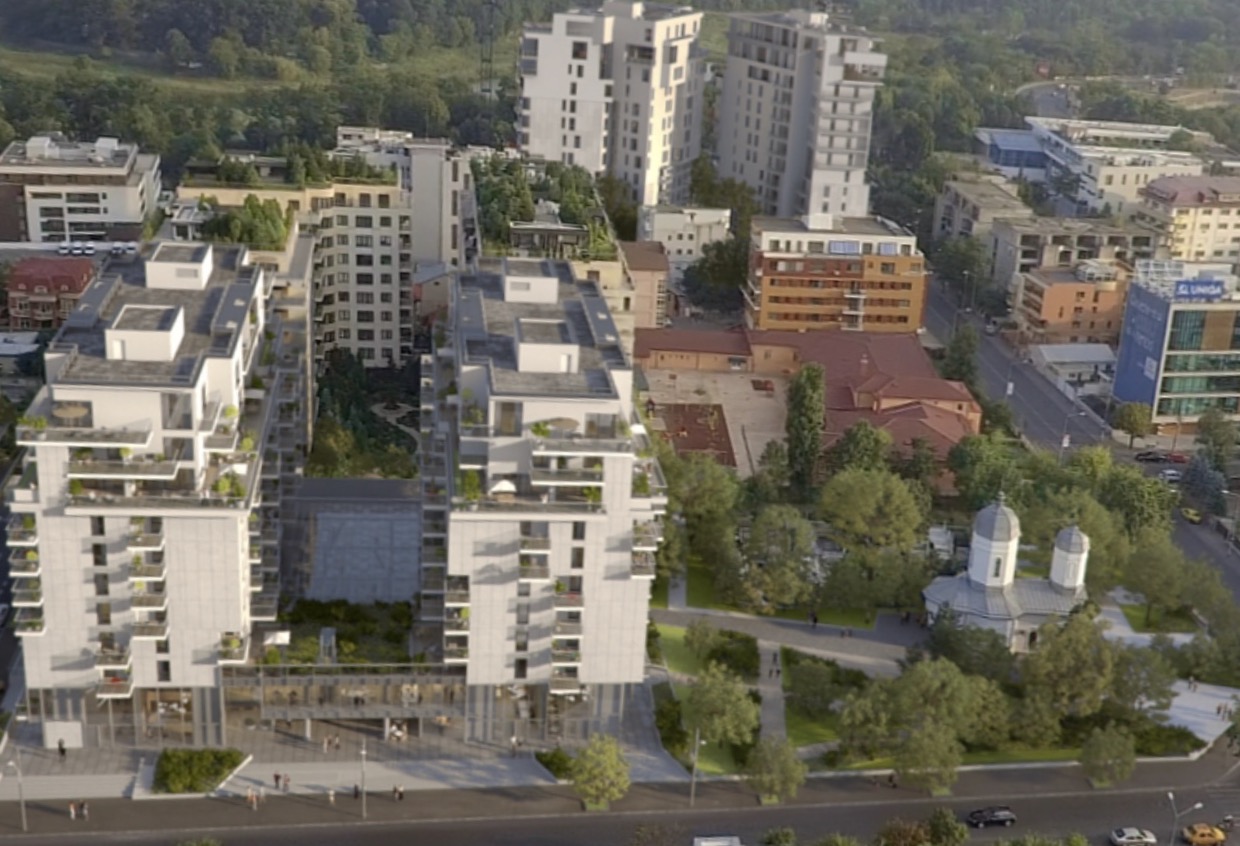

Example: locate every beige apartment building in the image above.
[618,240,669,329]
[1011,259,1129,345]
[933,176,1034,248]
[989,216,1161,289]
[1134,174,1240,265]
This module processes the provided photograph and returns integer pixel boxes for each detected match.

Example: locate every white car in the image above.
[56,243,71,256]
[83,243,96,256]
[1111,828,1157,846]
[1160,469,1183,483]
[70,241,85,255]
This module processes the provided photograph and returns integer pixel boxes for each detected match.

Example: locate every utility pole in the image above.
[688,726,701,807]
[360,739,368,820]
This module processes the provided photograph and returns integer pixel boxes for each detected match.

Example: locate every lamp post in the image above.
[1058,411,1087,464]
[688,726,702,808]
[360,738,368,820]
[1169,790,1203,846]
[6,749,27,832]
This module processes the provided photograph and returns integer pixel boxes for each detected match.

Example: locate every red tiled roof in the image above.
[633,327,749,359]
[9,257,95,294]
[619,241,670,273]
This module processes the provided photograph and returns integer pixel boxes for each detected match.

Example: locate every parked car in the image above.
[967,807,1017,828]
[83,243,96,256]
[1161,469,1183,483]
[1183,824,1227,846]
[69,241,85,255]
[1168,452,1190,464]
[1111,828,1158,846]
[56,242,71,256]
[1182,507,1204,524]
[1135,451,1165,463]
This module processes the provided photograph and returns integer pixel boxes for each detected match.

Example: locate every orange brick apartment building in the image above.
[744,214,928,333]
[1012,259,1130,345]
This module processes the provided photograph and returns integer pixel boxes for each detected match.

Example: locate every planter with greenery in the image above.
[68,479,85,497]
[535,746,575,780]
[458,469,482,503]
[153,748,246,794]
[530,422,551,438]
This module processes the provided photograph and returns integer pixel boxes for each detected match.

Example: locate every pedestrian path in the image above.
[667,573,687,610]
[757,641,787,742]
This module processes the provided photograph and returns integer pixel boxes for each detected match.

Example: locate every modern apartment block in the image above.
[7,235,314,748]
[932,176,1034,247]
[1134,175,1240,265]
[989,217,1161,289]
[636,205,731,281]
[717,9,885,219]
[0,135,161,243]
[1114,259,1240,429]
[517,1,705,205]
[417,257,665,737]
[744,214,927,332]
[1011,259,1130,345]
[1025,117,1205,214]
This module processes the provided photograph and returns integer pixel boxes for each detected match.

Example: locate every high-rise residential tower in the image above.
[517,1,705,205]
[717,9,886,219]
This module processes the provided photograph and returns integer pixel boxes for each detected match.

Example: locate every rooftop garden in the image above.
[198,194,291,251]
[183,142,396,190]
[472,155,617,260]
[271,599,414,664]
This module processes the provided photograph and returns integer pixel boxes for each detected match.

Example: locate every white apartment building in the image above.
[717,9,885,219]
[417,257,665,735]
[517,1,705,206]
[1026,117,1205,214]
[8,237,314,748]
[0,135,162,243]
[1135,174,1240,265]
[637,205,731,280]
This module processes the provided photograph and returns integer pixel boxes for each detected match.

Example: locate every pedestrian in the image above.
[323,737,330,753]
[811,611,818,629]
[81,802,89,821]
[775,667,781,680]
[772,650,779,666]
[398,785,405,801]
[245,787,254,807]
[334,735,341,750]
[354,784,361,800]
[69,801,76,821]
[510,735,518,758]
[392,785,399,801]
[283,773,291,793]
[768,667,774,679]
[58,739,66,759]
[274,771,281,788]
[839,628,845,638]
[328,788,336,806]
[888,772,897,789]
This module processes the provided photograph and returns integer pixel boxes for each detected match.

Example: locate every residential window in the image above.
[94,574,110,597]
[572,522,586,541]
[91,517,105,536]
[97,603,112,626]
[571,548,585,569]
[92,544,108,567]
[157,661,172,683]
[358,311,375,323]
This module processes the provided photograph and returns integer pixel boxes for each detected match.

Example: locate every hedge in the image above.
[153,748,246,794]
[535,746,575,779]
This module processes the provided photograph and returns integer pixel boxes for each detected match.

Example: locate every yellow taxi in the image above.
[1183,824,1227,846]
[1181,507,1204,525]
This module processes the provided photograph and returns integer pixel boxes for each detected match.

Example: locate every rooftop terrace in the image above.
[0,135,136,171]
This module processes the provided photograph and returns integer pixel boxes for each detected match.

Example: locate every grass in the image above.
[650,577,669,610]
[657,625,707,678]
[785,709,839,749]
[671,683,742,775]
[685,562,731,611]
[698,13,730,63]
[1017,563,1051,579]
[685,562,877,628]
[811,746,1081,772]
[1119,604,1198,634]
[769,605,876,630]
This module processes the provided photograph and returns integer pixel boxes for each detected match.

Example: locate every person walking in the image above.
[80,801,89,821]
[328,788,336,806]
[354,783,360,800]
[58,739,66,760]
[398,785,405,801]
[274,772,281,789]
[392,785,399,801]
[772,650,779,666]
[282,773,291,793]
[69,802,76,821]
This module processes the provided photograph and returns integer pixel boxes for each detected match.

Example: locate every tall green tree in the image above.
[819,469,927,550]
[569,734,631,810]
[1112,403,1153,448]
[744,738,808,804]
[682,662,761,748]
[947,434,1018,511]
[1021,614,1114,717]
[940,324,979,388]
[744,505,817,612]
[786,364,826,497]
[1195,406,1235,471]
[1078,723,1136,787]
[1124,528,1186,627]
[830,421,893,473]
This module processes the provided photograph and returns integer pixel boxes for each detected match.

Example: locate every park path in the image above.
[757,640,787,742]
[667,573,688,610]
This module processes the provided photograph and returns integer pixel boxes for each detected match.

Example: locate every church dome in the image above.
[973,494,1020,544]
[1055,525,1088,555]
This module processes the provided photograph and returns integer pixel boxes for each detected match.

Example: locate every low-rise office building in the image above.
[1114,259,1240,431]
[744,214,927,333]
[1134,174,1240,265]
[0,135,162,244]
[1011,259,1129,345]
[636,205,731,281]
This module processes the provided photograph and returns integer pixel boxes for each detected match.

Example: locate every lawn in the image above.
[657,625,708,678]
[1119,604,1198,634]
[811,746,1081,772]
[685,562,731,611]
[671,682,742,775]
[770,605,876,630]
[785,709,839,749]
[650,577,669,610]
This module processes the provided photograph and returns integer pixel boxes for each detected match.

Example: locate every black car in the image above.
[1134,451,1166,463]
[966,807,1016,828]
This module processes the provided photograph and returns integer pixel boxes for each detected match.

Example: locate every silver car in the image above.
[1111,828,1157,846]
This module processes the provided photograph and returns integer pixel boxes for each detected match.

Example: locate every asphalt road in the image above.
[923,282,1110,452]
[6,785,1237,846]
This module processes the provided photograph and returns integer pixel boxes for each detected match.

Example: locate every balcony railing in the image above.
[218,636,249,664]
[132,621,169,639]
[553,621,582,636]
[531,434,633,455]
[518,564,551,581]
[132,591,169,609]
[127,532,165,552]
[465,496,602,515]
[519,535,552,553]
[549,676,583,693]
[68,489,249,511]
[633,522,662,551]
[68,456,180,479]
[421,546,447,565]
[95,648,132,670]
[444,615,470,632]
[631,550,657,578]
[443,645,469,662]
[97,672,135,699]
[553,592,583,609]
[10,552,40,576]
[6,517,38,546]
[14,608,46,635]
[12,588,43,607]
[18,424,152,448]
[444,590,471,605]
[530,467,605,486]
[551,649,582,664]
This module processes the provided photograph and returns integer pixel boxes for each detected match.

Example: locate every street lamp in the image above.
[360,738,368,820]
[1169,791,1204,846]
[688,726,704,807]
[7,749,27,832]
[1058,411,1087,464]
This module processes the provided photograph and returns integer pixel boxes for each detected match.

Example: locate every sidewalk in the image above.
[1,741,1237,839]
[757,641,786,742]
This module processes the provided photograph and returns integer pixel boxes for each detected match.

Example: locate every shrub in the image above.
[655,697,689,760]
[727,690,763,767]
[646,620,663,663]
[1132,722,1204,757]
[153,748,245,793]
[705,630,760,680]
[535,746,575,779]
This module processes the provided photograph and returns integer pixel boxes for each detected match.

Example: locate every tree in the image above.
[786,660,840,719]
[1196,406,1236,471]
[1098,464,1178,537]
[165,28,195,69]
[682,237,747,312]
[681,662,761,748]
[1108,644,1176,716]
[916,610,1015,681]
[894,719,962,794]
[684,618,721,660]
[830,421,893,473]
[895,436,939,488]
[207,36,241,78]
[1078,723,1136,786]
[875,820,931,846]
[745,738,808,803]
[1113,403,1153,448]
[940,324,979,388]
[947,434,1017,511]
[933,237,988,307]
[569,734,630,809]
[926,807,969,846]
[786,364,826,497]
[761,829,800,846]
[1124,528,1186,627]
[630,825,687,846]
[745,439,791,507]
[744,505,817,611]
[1184,454,1227,515]
[819,469,927,550]
[1021,613,1114,717]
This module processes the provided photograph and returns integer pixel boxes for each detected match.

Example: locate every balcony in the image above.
[97,672,135,699]
[553,591,583,609]
[252,593,279,621]
[519,535,552,554]
[18,423,152,448]
[68,454,180,480]
[444,614,470,633]
[553,620,582,636]
[127,532,165,552]
[444,589,471,606]
[129,561,167,581]
[518,563,551,581]
[218,634,249,665]
[550,676,583,694]
[6,516,37,546]
[443,645,470,663]
[551,649,582,665]
[464,494,603,515]
[530,467,605,486]
[14,608,46,636]
[132,589,169,611]
[631,551,657,579]
[95,648,132,670]
[423,519,448,535]
[12,587,43,607]
[531,434,633,456]
[10,551,40,576]
[633,522,662,551]
[132,621,169,639]
[421,546,447,565]
[420,599,445,620]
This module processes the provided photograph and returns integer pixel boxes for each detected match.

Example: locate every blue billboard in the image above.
[1114,284,1170,406]
[1174,279,1226,303]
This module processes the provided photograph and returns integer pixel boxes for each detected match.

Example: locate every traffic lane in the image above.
[1173,518,1240,600]
[9,788,1213,846]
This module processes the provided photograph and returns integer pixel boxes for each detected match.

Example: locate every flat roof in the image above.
[52,243,261,388]
[752,215,915,238]
[976,128,1045,154]
[0,135,137,170]
[944,178,1031,210]
[1034,343,1116,366]
[1144,175,1240,206]
[150,243,210,264]
[456,259,628,399]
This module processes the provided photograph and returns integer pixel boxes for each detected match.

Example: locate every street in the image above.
[1,782,1237,846]
[922,281,1110,451]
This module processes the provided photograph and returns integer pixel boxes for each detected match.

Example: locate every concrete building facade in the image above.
[417,257,665,734]
[1134,174,1240,265]
[744,214,927,333]
[717,9,885,219]
[517,1,705,206]
[636,205,731,281]
[989,216,1161,289]
[932,176,1034,247]
[618,240,669,329]
[0,135,161,244]
[1011,259,1130,345]
[8,235,314,749]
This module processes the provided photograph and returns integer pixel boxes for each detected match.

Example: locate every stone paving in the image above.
[757,641,787,742]
[306,510,421,603]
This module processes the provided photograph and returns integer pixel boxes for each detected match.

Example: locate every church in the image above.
[922,494,1090,652]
